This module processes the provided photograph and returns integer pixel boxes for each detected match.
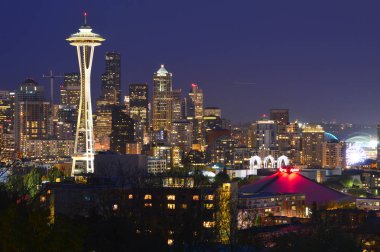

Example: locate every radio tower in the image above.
[67,12,105,176]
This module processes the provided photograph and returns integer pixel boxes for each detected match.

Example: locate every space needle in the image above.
[67,13,105,176]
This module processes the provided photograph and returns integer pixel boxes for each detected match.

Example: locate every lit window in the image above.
[113,204,118,211]
[181,204,187,209]
[292,206,297,211]
[205,195,214,200]
[167,239,174,246]
[167,195,175,200]
[193,195,199,201]
[128,194,133,199]
[40,196,46,203]
[144,194,152,200]
[167,203,175,209]
[203,221,215,228]
[144,203,152,207]
[204,203,214,209]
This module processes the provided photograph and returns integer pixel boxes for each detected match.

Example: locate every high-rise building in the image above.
[302,124,325,167]
[0,91,14,134]
[171,89,182,121]
[129,83,149,126]
[98,52,121,106]
[67,16,105,175]
[152,65,172,132]
[270,109,290,157]
[60,73,80,107]
[170,120,193,153]
[188,83,203,120]
[270,109,289,125]
[57,73,80,139]
[14,79,50,156]
[110,106,135,154]
[250,115,278,155]
[287,122,302,165]
[322,141,346,168]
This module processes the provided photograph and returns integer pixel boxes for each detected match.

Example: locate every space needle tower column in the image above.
[67,13,105,176]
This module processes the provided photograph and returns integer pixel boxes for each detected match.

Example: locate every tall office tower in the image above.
[0,91,14,133]
[187,83,204,146]
[152,65,172,132]
[67,15,105,175]
[60,73,81,107]
[129,83,148,126]
[270,109,290,157]
[250,115,278,156]
[322,141,346,168]
[58,73,80,139]
[129,84,149,144]
[110,106,134,154]
[95,53,121,147]
[14,79,50,156]
[170,120,193,153]
[99,52,121,106]
[172,89,182,121]
[287,122,302,165]
[188,83,203,120]
[302,124,325,167]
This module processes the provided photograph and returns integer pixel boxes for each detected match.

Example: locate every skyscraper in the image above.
[99,52,121,106]
[67,14,104,175]
[302,124,324,167]
[129,83,149,126]
[152,65,172,132]
[58,73,80,139]
[270,109,290,157]
[60,73,80,107]
[250,115,278,155]
[188,83,203,120]
[171,89,182,121]
[110,106,135,154]
[14,79,50,156]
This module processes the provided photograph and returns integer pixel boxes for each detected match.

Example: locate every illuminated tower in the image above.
[152,65,172,132]
[67,13,105,175]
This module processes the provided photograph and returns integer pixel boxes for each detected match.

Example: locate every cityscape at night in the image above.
[1,1,380,251]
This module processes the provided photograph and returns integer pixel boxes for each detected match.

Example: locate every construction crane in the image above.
[43,70,64,103]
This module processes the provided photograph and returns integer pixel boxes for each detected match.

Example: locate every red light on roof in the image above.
[279,165,299,173]
[192,83,197,87]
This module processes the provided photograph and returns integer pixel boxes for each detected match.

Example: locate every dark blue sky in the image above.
[1,0,380,124]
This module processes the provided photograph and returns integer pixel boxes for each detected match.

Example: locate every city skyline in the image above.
[1,1,380,124]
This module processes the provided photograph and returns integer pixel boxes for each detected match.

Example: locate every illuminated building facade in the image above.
[0,91,14,134]
[270,109,290,157]
[14,79,50,156]
[204,107,221,117]
[170,120,193,153]
[67,16,105,175]
[152,65,172,132]
[129,83,148,126]
[99,52,121,106]
[147,156,167,174]
[25,139,74,159]
[302,124,324,167]
[129,84,149,144]
[287,122,302,165]
[60,73,80,107]
[110,106,135,154]
[171,89,182,121]
[238,192,306,229]
[322,141,346,168]
[250,116,278,155]
[188,84,204,120]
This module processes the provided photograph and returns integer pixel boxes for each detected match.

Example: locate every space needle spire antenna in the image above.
[67,13,105,177]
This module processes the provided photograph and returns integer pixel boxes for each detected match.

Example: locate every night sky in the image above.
[1,0,380,124]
